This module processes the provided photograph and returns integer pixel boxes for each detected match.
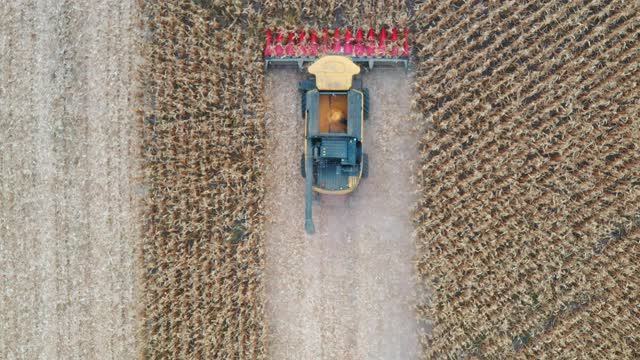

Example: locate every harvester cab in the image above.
[264,27,410,234]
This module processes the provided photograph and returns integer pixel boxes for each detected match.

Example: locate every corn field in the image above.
[140,0,638,358]
[141,2,267,358]
[412,0,639,358]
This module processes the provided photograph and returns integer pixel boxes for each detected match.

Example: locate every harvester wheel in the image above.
[300,153,306,178]
[298,80,315,91]
[363,88,370,120]
[298,80,314,119]
[361,153,369,178]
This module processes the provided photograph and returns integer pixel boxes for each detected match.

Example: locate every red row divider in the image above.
[264,27,410,58]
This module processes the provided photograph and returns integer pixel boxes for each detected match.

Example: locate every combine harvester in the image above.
[264,27,410,234]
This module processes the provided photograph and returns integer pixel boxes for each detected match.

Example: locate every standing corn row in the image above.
[411,0,640,358]
[141,1,267,358]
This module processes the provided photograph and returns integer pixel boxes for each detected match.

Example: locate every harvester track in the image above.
[263,70,420,359]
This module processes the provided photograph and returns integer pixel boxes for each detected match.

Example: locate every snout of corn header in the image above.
[264,27,410,71]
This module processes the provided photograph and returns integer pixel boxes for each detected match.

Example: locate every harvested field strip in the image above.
[256,2,419,358]
[263,70,419,359]
[412,0,639,358]
[141,2,266,358]
[0,0,139,358]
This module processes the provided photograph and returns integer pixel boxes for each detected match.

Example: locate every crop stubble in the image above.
[263,69,420,360]
[1,0,139,358]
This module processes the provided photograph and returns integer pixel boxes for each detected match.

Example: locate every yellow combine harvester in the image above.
[264,28,409,233]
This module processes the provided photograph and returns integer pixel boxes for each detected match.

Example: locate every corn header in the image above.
[264,27,410,70]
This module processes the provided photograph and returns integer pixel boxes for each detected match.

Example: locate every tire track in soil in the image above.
[264,69,420,359]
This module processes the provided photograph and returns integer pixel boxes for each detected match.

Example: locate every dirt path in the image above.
[0,1,139,358]
[264,69,419,359]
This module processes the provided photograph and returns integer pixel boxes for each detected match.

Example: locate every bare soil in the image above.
[264,69,420,359]
[0,1,139,358]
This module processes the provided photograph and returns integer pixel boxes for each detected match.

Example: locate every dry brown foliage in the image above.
[258,0,411,29]
[412,0,639,358]
[140,1,266,358]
